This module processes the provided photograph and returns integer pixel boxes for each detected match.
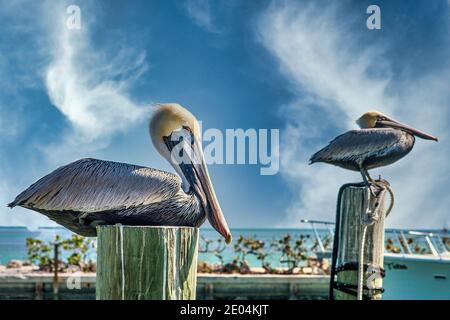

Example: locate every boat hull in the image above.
[383,254,450,300]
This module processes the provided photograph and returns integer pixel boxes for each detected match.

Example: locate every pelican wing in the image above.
[309,128,403,164]
[8,158,181,213]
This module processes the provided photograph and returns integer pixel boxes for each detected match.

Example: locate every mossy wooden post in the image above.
[330,183,388,300]
[96,226,199,300]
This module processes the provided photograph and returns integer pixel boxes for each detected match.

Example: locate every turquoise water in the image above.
[2,226,447,268]
[199,228,332,268]
[0,227,73,264]
[0,227,331,267]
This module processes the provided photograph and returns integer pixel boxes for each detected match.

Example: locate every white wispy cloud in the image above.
[0,1,151,226]
[43,1,149,158]
[184,0,219,33]
[257,1,450,229]
[0,103,20,140]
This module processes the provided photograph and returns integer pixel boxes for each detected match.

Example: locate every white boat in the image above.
[383,230,450,300]
[301,219,450,300]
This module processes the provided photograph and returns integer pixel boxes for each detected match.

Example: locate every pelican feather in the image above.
[8,158,205,236]
[309,128,415,171]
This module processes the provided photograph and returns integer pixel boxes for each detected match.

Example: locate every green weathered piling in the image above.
[96,226,199,300]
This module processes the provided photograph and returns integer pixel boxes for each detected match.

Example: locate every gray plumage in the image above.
[309,128,415,171]
[8,158,205,237]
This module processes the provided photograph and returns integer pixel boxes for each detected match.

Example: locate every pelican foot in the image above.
[364,181,379,198]
[367,178,389,197]
[363,178,392,221]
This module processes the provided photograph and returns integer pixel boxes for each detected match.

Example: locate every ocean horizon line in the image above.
[0,225,448,234]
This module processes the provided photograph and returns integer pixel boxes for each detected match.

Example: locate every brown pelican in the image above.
[8,103,232,243]
[309,111,438,184]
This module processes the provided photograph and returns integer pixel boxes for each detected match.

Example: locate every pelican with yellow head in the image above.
[8,103,232,244]
[310,110,438,184]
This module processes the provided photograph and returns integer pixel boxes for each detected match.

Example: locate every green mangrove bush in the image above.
[26,234,95,272]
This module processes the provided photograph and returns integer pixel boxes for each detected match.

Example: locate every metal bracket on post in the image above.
[362,184,386,226]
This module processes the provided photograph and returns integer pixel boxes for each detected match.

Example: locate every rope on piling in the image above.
[357,225,368,300]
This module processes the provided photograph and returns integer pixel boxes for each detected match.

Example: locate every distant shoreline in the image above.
[0,225,448,233]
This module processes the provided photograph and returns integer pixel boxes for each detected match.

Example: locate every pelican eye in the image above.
[163,127,195,152]
[182,126,195,146]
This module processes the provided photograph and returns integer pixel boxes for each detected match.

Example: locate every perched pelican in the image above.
[8,103,232,243]
[309,111,438,184]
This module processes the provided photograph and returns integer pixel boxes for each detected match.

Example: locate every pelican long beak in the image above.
[378,119,438,141]
[194,158,232,244]
[167,130,232,244]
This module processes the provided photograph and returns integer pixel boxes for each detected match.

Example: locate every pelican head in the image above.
[356,110,438,141]
[150,103,232,244]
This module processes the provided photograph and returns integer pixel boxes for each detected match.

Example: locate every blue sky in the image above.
[0,0,449,230]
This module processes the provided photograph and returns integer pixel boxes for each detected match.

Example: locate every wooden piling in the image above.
[96,226,199,300]
[52,242,60,300]
[330,183,388,300]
